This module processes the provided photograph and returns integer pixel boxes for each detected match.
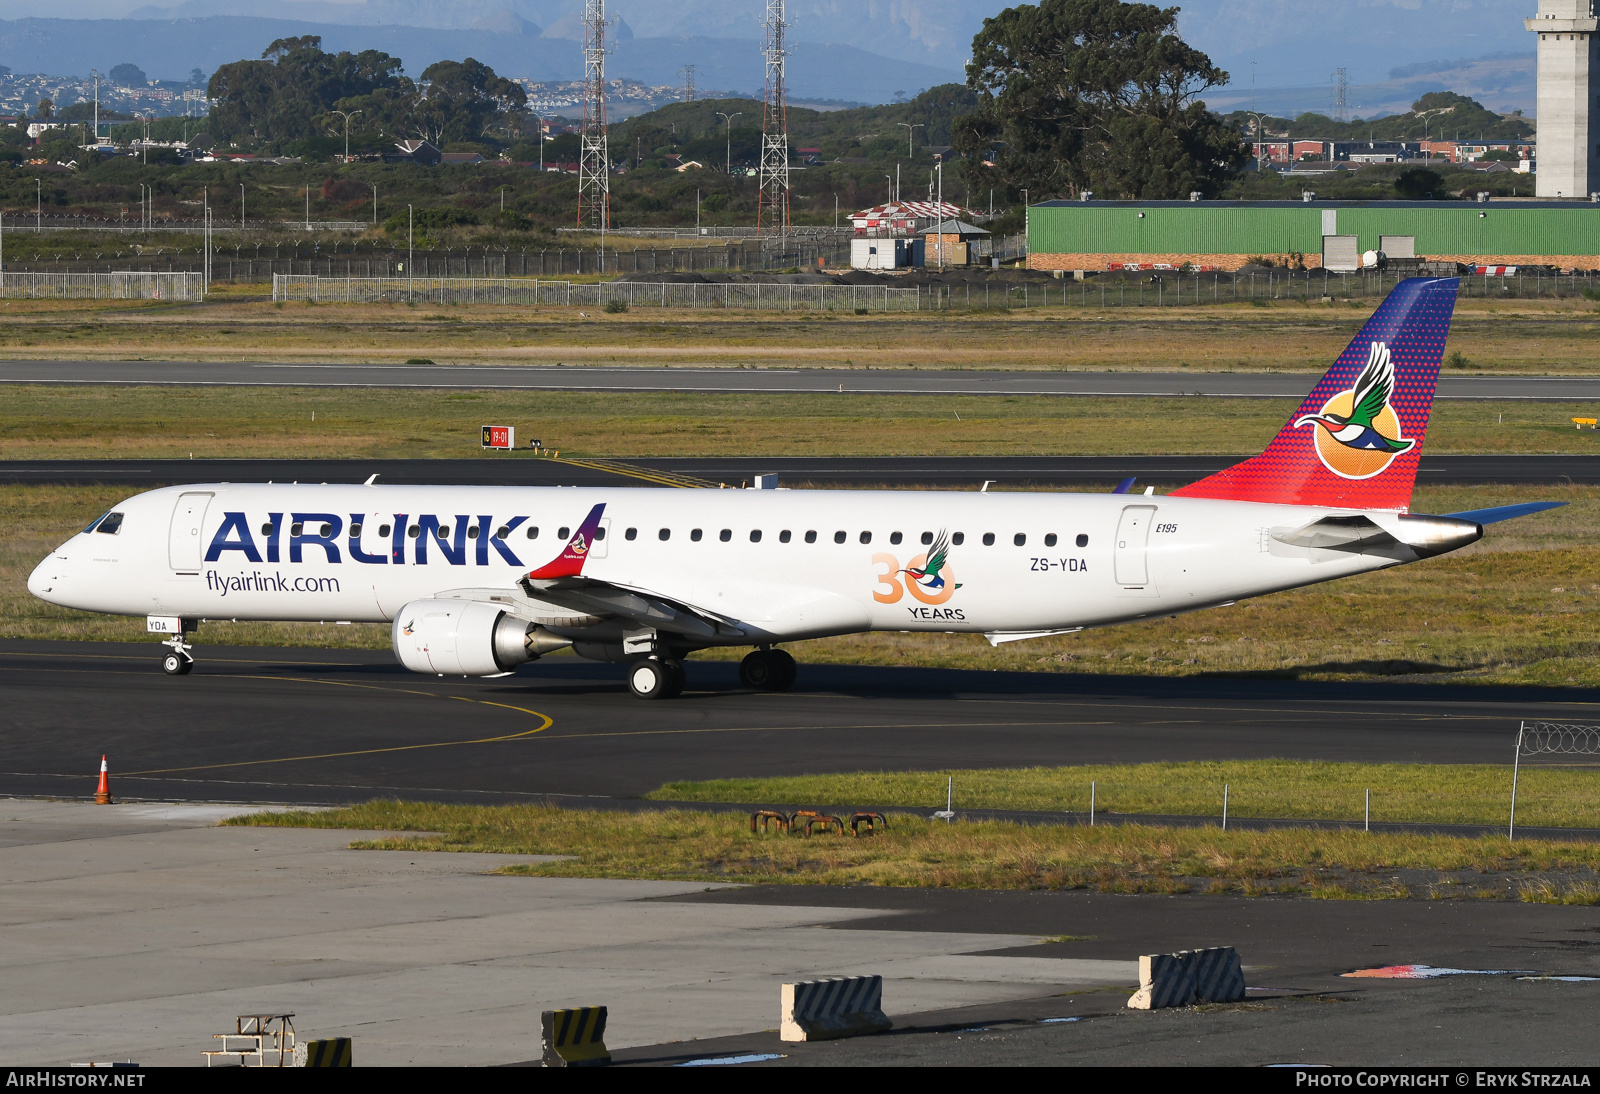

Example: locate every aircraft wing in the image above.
[519,574,748,639]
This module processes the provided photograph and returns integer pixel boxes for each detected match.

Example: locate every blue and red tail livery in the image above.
[527,503,606,579]
[1172,277,1459,511]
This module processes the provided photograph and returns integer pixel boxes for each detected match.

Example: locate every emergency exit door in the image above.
[1114,505,1157,587]
[168,492,213,573]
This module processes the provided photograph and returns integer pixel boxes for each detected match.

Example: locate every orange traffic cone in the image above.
[94,755,113,805]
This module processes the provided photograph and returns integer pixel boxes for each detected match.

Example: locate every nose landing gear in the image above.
[160,634,195,676]
[627,655,686,699]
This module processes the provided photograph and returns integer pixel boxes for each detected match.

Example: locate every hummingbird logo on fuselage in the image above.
[1293,341,1414,479]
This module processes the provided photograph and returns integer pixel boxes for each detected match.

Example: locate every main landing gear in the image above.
[739,647,796,692]
[626,655,686,700]
[160,633,195,676]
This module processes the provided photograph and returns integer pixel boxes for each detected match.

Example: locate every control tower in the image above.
[1527,0,1599,198]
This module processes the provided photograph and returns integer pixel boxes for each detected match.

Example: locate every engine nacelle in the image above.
[392,598,571,676]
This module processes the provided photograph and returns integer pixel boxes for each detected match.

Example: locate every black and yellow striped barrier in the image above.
[294,1038,352,1067]
[542,1006,610,1067]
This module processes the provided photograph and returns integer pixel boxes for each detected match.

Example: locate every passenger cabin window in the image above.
[719,529,732,542]
[466,525,479,539]
[625,527,637,541]
[495,526,509,539]
[834,531,846,544]
[350,523,364,537]
[779,530,792,543]
[379,524,392,537]
[260,521,275,536]
[750,530,762,542]
[435,524,450,539]
[408,525,421,538]
[526,526,540,539]
[890,531,903,545]
[558,526,570,539]
[659,528,671,541]
[594,526,606,540]
[982,533,995,546]
[805,530,817,543]
[859,531,872,544]
[952,532,965,545]
[1044,533,1057,547]
[691,528,703,542]
[921,531,933,545]
[1014,533,1026,546]
[96,512,125,535]
[291,522,304,536]
[1076,533,1089,547]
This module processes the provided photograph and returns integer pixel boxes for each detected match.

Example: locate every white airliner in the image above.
[28,278,1558,698]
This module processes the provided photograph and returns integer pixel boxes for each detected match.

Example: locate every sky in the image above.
[0,0,1539,109]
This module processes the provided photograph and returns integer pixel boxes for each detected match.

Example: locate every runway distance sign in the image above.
[481,425,516,450]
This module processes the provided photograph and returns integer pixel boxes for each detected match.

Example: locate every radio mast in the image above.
[756,0,790,238]
[577,0,610,234]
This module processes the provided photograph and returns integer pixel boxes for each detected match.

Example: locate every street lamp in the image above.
[716,111,742,175]
[239,183,244,230]
[530,110,545,172]
[371,184,377,227]
[34,178,40,232]
[331,109,362,163]
[896,122,923,156]
[498,185,511,212]
[406,203,413,302]
[1246,112,1267,170]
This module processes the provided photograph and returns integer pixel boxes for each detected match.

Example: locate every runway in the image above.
[3,640,1593,808]
[6,454,1600,488]
[4,360,1600,400]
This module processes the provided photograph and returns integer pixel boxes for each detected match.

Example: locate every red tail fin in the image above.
[1170,277,1458,511]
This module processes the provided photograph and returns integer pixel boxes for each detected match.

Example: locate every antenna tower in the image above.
[679,64,697,102]
[756,0,790,236]
[577,0,610,231]
[1331,67,1349,123]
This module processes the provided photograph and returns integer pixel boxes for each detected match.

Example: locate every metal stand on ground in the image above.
[1222,784,1229,831]
[933,776,954,823]
[1090,780,1095,826]
[1365,788,1370,832]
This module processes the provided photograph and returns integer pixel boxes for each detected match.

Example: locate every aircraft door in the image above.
[1114,505,1157,588]
[168,492,214,574]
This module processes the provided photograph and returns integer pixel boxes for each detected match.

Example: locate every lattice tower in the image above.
[577,0,610,231]
[756,0,790,235]
[1331,67,1349,124]
[680,64,697,102]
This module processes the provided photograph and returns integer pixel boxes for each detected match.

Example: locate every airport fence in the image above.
[0,271,205,300]
[271,274,922,311]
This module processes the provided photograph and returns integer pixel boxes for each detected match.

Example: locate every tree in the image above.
[414,58,527,145]
[35,97,53,120]
[189,68,206,87]
[109,63,147,87]
[953,0,1246,199]
[207,37,410,146]
[1394,167,1444,200]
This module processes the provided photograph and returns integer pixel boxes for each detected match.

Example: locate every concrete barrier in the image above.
[781,976,893,1042]
[1127,947,1247,1009]
[293,1038,352,1067]
[1186,946,1247,1003]
[542,1006,610,1067]
[1127,953,1196,1010]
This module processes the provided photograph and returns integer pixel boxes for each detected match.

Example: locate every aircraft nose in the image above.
[27,554,59,601]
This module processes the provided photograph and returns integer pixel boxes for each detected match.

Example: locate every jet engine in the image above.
[392,598,572,676]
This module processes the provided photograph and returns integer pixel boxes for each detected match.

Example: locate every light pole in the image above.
[305,183,310,231]
[935,159,944,271]
[239,183,244,230]
[499,185,511,212]
[1247,112,1266,170]
[716,111,742,175]
[331,109,362,163]
[34,178,40,232]
[91,69,99,146]
[371,183,377,227]
[531,111,544,172]
[885,174,893,205]
[1,211,5,299]
[407,203,413,302]
[896,121,923,156]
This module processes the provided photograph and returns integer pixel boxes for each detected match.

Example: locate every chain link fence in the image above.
[272,274,921,311]
[0,271,205,300]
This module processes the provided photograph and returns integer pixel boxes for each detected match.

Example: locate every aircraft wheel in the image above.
[739,649,795,692]
[662,660,687,699]
[627,657,670,700]
[162,652,192,676]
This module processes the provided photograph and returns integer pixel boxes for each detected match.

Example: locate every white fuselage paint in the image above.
[29,482,1414,644]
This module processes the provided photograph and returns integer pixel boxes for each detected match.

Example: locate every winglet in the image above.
[527,503,606,579]
[1170,277,1459,511]
[1111,476,1137,495]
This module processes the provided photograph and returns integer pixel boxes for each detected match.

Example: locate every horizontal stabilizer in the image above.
[1442,501,1566,525]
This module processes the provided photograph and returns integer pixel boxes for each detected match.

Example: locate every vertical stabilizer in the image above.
[1170,277,1458,511]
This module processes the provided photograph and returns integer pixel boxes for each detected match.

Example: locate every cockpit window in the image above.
[95,512,125,535]
[82,512,108,533]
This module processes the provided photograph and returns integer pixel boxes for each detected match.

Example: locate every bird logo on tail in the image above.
[1293,341,1414,480]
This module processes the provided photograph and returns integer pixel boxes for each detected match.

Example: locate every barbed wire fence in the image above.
[1510,721,1600,839]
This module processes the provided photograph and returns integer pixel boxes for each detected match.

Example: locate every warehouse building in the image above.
[1026,200,1600,272]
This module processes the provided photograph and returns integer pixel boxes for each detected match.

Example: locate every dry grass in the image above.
[0,293,1598,372]
[225,800,1600,898]
[6,482,1599,687]
[648,760,1600,830]
[4,385,1600,459]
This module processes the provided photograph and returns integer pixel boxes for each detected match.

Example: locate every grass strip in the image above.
[225,800,1600,901]
[4,386,1600,459]
[647,760,1600,830]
